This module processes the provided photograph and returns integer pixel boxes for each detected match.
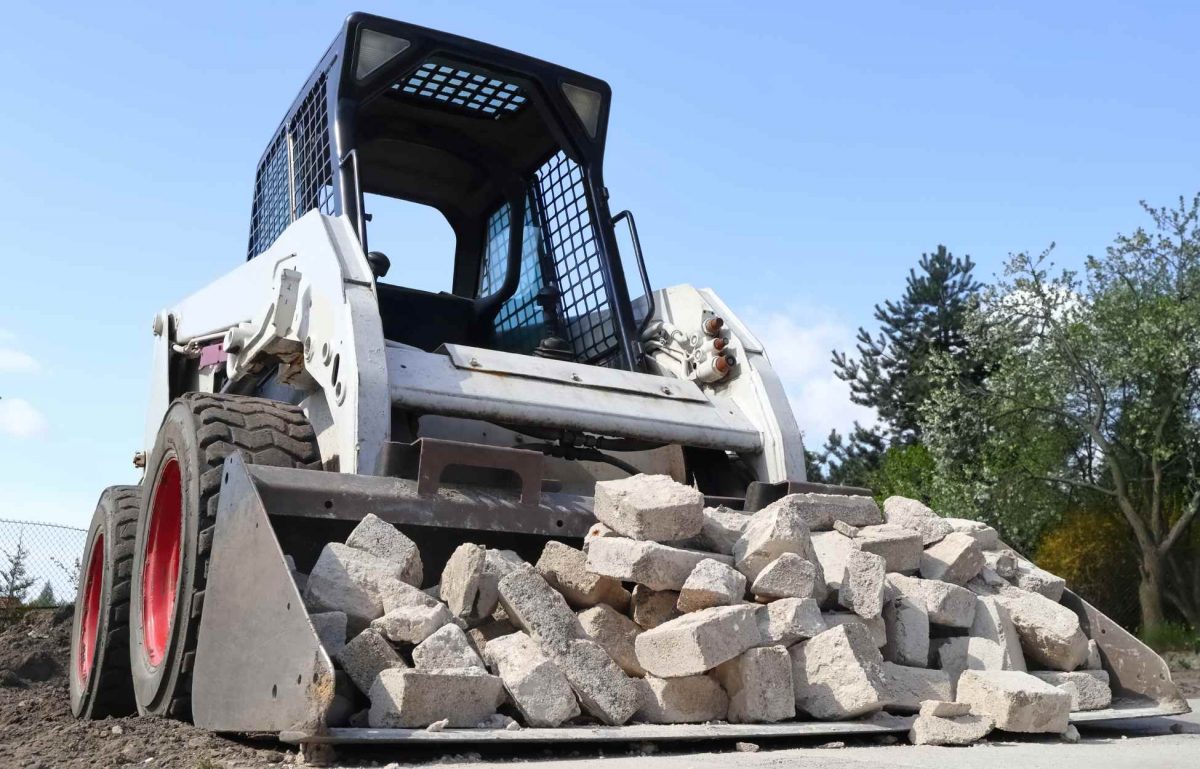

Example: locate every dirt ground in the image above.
[1,608,1197,769]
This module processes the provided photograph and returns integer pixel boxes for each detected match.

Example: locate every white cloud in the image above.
[0,348,39,373]
[0,398,48,438]
[742,309,877,449]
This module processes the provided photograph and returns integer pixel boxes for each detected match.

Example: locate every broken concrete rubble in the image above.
[635,674,728,723]
[371,603,453,645]
[304,543,396,632]
[750,553,817,601]
[920,532,984,586]
[879,661,951,713]
[886,573,976,628]
[593,474,704,542]
[1030,669,1113,711]
[335,628,407,695]
[586,536,733,592]
[791,624,891,720]
[412,623,485,671]
[310,611,347,657]
[910,712,995,745]
[552,638,642,725]
[440,543,486,620]
[966,596,1027,672]
[823,612,887,648]
[811,530,857,592]
[577,604,645,677]
[345,513,423,587]
[715,646,795,723]
[635,604,761,678]
[536,541,630,612]
[757,598,827,646]
[994,587,1089,671]
[855,524,922,574]
[368,668,504,728]
[1013,558,1067,601]
[474,549,525,618]
[956,669,1071,733]
[882,496,952,545]
[882,595,929,668]
[482,632,580,727]
[630,584,682,629]
[732,499,824,584]
[677,558,747,612]
[839,550,886,618]
[698,506,750,555]
[943,518,1000,549]
[497,565,585,654]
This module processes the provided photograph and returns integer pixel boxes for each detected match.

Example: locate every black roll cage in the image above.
[246,13,642,370]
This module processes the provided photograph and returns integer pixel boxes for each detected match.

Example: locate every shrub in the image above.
[1036,508,1140,631]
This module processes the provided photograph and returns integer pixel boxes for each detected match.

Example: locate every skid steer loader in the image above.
[67,12,1187,755]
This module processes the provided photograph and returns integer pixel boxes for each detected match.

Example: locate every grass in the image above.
[1140,621,1200,653]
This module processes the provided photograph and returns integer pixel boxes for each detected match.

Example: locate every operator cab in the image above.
[246,14,649,370]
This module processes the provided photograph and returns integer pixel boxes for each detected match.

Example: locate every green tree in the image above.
[923,195,1200,628]
[833,245,982,444]
[29,582,56,608]
[1,535,36,607]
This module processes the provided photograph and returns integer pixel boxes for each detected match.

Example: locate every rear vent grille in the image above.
[393,59,528,119]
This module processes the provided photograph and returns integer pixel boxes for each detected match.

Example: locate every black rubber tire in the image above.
[69,486,140,719]
[129,393,319,719]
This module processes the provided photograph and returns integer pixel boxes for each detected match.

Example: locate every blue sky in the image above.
[1,1,1198,527]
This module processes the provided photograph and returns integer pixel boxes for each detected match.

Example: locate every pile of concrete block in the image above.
[288,478,1113,745]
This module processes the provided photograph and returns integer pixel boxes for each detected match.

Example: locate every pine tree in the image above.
[30,582,56,608]
[0,535,36,607]
[832,245,982,443]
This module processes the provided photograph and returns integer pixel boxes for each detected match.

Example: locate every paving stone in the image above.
[1030,670,1112,711]
[790,624,891,720]
[886,573,977,628]
[839,550,886,618]
[552,638,643,725]
[882,595,929,667]
[1086,640,1103,670]
[467,616,518,657]
[761,493,884,531]
[823,612,887,648]
[880,662,952,713]
[832,520,859,538]
[635,674,729,723]
[593,474,704,541]
[630,585,682,629]
[481,631,579,727]
[676,558,747,612]
[811,531,858,592]
[856,525,922,574]
[699,506,751,555]
[733,500,824,584]
[474,549,526,618]
[943,518,1000,550]
[956,669,1072,733]
[994,587,1089,671]
[344,513,423,587]
[756,598,827,646]
[412,623,485,670]
[378,576,442,614]
[920,533,984,585]
[370,603,454,644]
[586,536,733,592]
[304,543,398,632]
[578,604,645,676]
[981,549,1017,580]
[750,553,818,602]
[335,628,407,695]
[536,541,631,612]
[882,496,952,545]
[920,700,970,717]
[583,522,617,552]
[714,646,795,723]
[932,636,969,697]
[310,611,347,657]
[909,713,995,745]
[497,565,585,654]
[368,668,503,728]
[635,604,761,678]
[967,596,1027,672]
[1013,559,1067,601]
[440,543,487,619]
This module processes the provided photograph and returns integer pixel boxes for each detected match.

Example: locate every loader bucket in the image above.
[192,453,1190,752]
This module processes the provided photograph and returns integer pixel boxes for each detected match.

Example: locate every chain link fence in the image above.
[0,518,87,610]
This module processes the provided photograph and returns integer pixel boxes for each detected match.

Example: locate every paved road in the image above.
[354,701,1200,769]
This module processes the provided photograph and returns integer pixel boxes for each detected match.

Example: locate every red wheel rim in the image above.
[78,534,105,684]
[142,456,182,667]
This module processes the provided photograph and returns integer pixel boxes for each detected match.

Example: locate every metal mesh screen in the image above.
[0,519,87,610]
[393,58,529,119]
[534,151,618,363]
[247,73,335,259]
[479,202,546,353]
